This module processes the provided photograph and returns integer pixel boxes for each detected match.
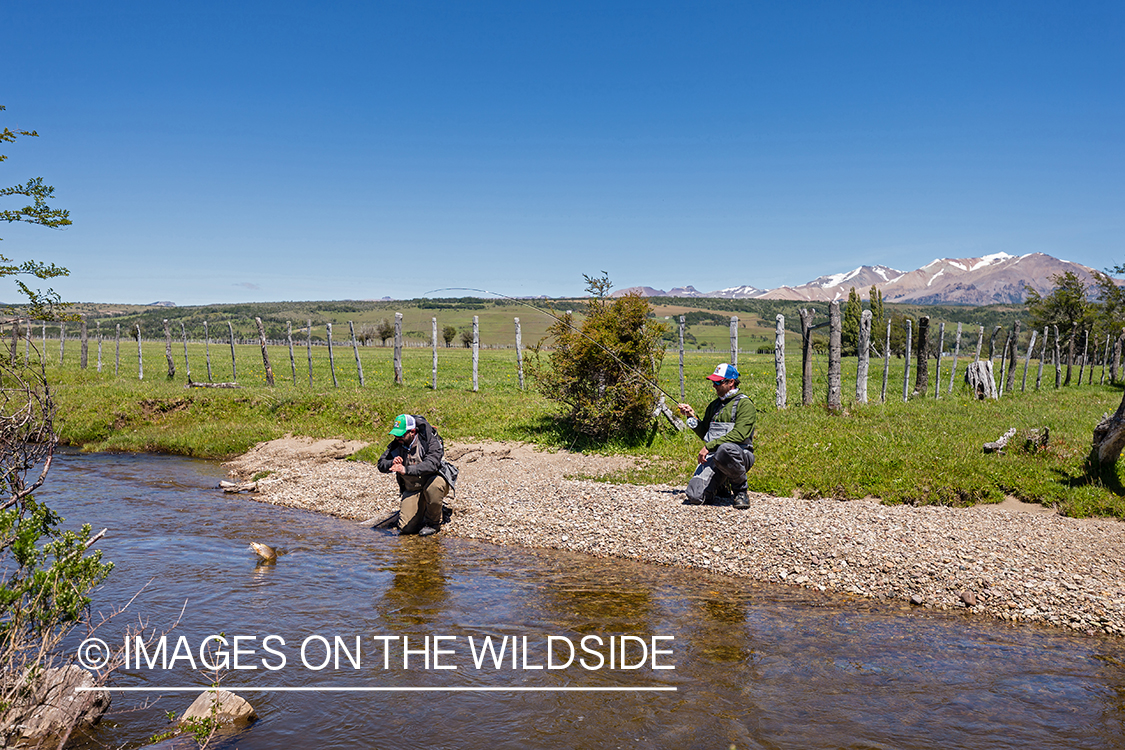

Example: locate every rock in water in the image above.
[180,688,257,728]
[0,666,110,745]
[249,542,277,562]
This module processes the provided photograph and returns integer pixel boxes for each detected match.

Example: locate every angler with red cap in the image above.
[677,363,756,509]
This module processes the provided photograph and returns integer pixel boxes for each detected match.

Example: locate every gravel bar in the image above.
[225,436,1125,637]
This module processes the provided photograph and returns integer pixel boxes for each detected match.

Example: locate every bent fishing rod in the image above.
[422,286,685,406]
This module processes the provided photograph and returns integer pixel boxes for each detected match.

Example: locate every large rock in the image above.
[2,665,110,746]
[179,689,257,728]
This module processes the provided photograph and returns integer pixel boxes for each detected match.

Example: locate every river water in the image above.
[39,451,1125,749]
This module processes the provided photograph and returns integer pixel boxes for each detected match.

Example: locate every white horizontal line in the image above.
[79,686,677,693]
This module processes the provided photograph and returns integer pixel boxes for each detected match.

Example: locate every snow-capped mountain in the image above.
[617,253,1112,305]
[756,265,903,301]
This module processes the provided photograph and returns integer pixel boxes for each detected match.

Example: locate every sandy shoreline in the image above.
[224,436,1125,637]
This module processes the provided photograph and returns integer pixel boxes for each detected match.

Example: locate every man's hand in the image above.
[391,456,405,474]
[678,403,696,419]
[697,446,710,465]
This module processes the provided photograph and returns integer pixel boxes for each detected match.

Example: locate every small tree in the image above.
[1,105,113,745]
[1092,270,1125,340]
[356,323,377,345]
[529,273,667,442]
[459,327,474,348]
[1,106,71,319]
[841,287,861,356]
[1025,272,1093,382]
[886,309,917,356]
[442,325,457,347]
[869,285,884,346]
[1024,272,1092,341]
[375,318,394,346]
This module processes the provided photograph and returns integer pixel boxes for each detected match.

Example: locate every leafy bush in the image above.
[529,275,667,442]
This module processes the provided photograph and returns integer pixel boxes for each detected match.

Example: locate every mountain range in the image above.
[614,252,1115,305]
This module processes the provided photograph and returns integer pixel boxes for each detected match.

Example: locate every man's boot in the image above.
[732,490,750,509]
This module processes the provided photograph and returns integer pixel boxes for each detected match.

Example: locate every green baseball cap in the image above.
[389,414,416,437]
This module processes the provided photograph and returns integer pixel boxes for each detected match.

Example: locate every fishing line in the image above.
[422,286,683,404]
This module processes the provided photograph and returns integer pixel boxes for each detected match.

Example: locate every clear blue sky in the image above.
[2,1,1122,305]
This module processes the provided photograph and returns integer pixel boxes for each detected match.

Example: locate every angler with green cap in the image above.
[677,363,755,509]
[377,414,456,536]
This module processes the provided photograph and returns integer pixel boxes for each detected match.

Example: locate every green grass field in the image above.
[36,333,1125,519]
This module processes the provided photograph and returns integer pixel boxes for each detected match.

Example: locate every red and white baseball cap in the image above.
[705,363,740,382]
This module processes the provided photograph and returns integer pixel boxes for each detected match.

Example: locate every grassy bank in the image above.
[43,339,1125,519]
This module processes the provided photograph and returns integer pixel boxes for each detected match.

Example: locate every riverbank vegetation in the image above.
[42,337,1125,520]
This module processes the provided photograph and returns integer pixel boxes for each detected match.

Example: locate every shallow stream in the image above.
[41,451,1125,749]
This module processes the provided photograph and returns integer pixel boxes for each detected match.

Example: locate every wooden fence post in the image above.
[1064,330,1076,385]
[730,316,738,366]
[204,321,213,381]
[393,313,403,385]
[913,316,929,397]
[856,310,871,404]
[80,316,88,370]
[96,320,102,372]
[948,322,962,395]
[973,324,984,362]
[515,317,524,390]
[432,318,439,389]
[903,318,912,402]
[827,301,842,412]
[307,319,313,387]
[998,331,1011,397]
[327,323,337,387]
[163,319,175,379]
[136,324,143,380]
[59,322,65,365]
[775,314,787,409]
[349,321,364,387]
[1022,329,1037,392]
[8,318,18,365]
[934,321,945,399]
[1088,331,1095,385]
[228,321,237,381]
[988,325,1001,365]
[1078,329,1089,386]
[799,308,815,406]
[913,317,931,398]
[1102,333,1111,385]
[1114,330,1123,384]
[256,317,274,387]
[472,315,479,392]
[181,322,191,382]
[1005,320,1020,394]
[678,316,685,401]
[881,319,891,403]
[115,323,120,376]
[24,321,30,366]
[287,321,296,384]
[1036,327,1047,390]
[1053,325,1062,388]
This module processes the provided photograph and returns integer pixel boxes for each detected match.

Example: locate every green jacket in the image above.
[693,390,756,452]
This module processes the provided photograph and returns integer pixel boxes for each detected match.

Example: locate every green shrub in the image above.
[529,275,667,443]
